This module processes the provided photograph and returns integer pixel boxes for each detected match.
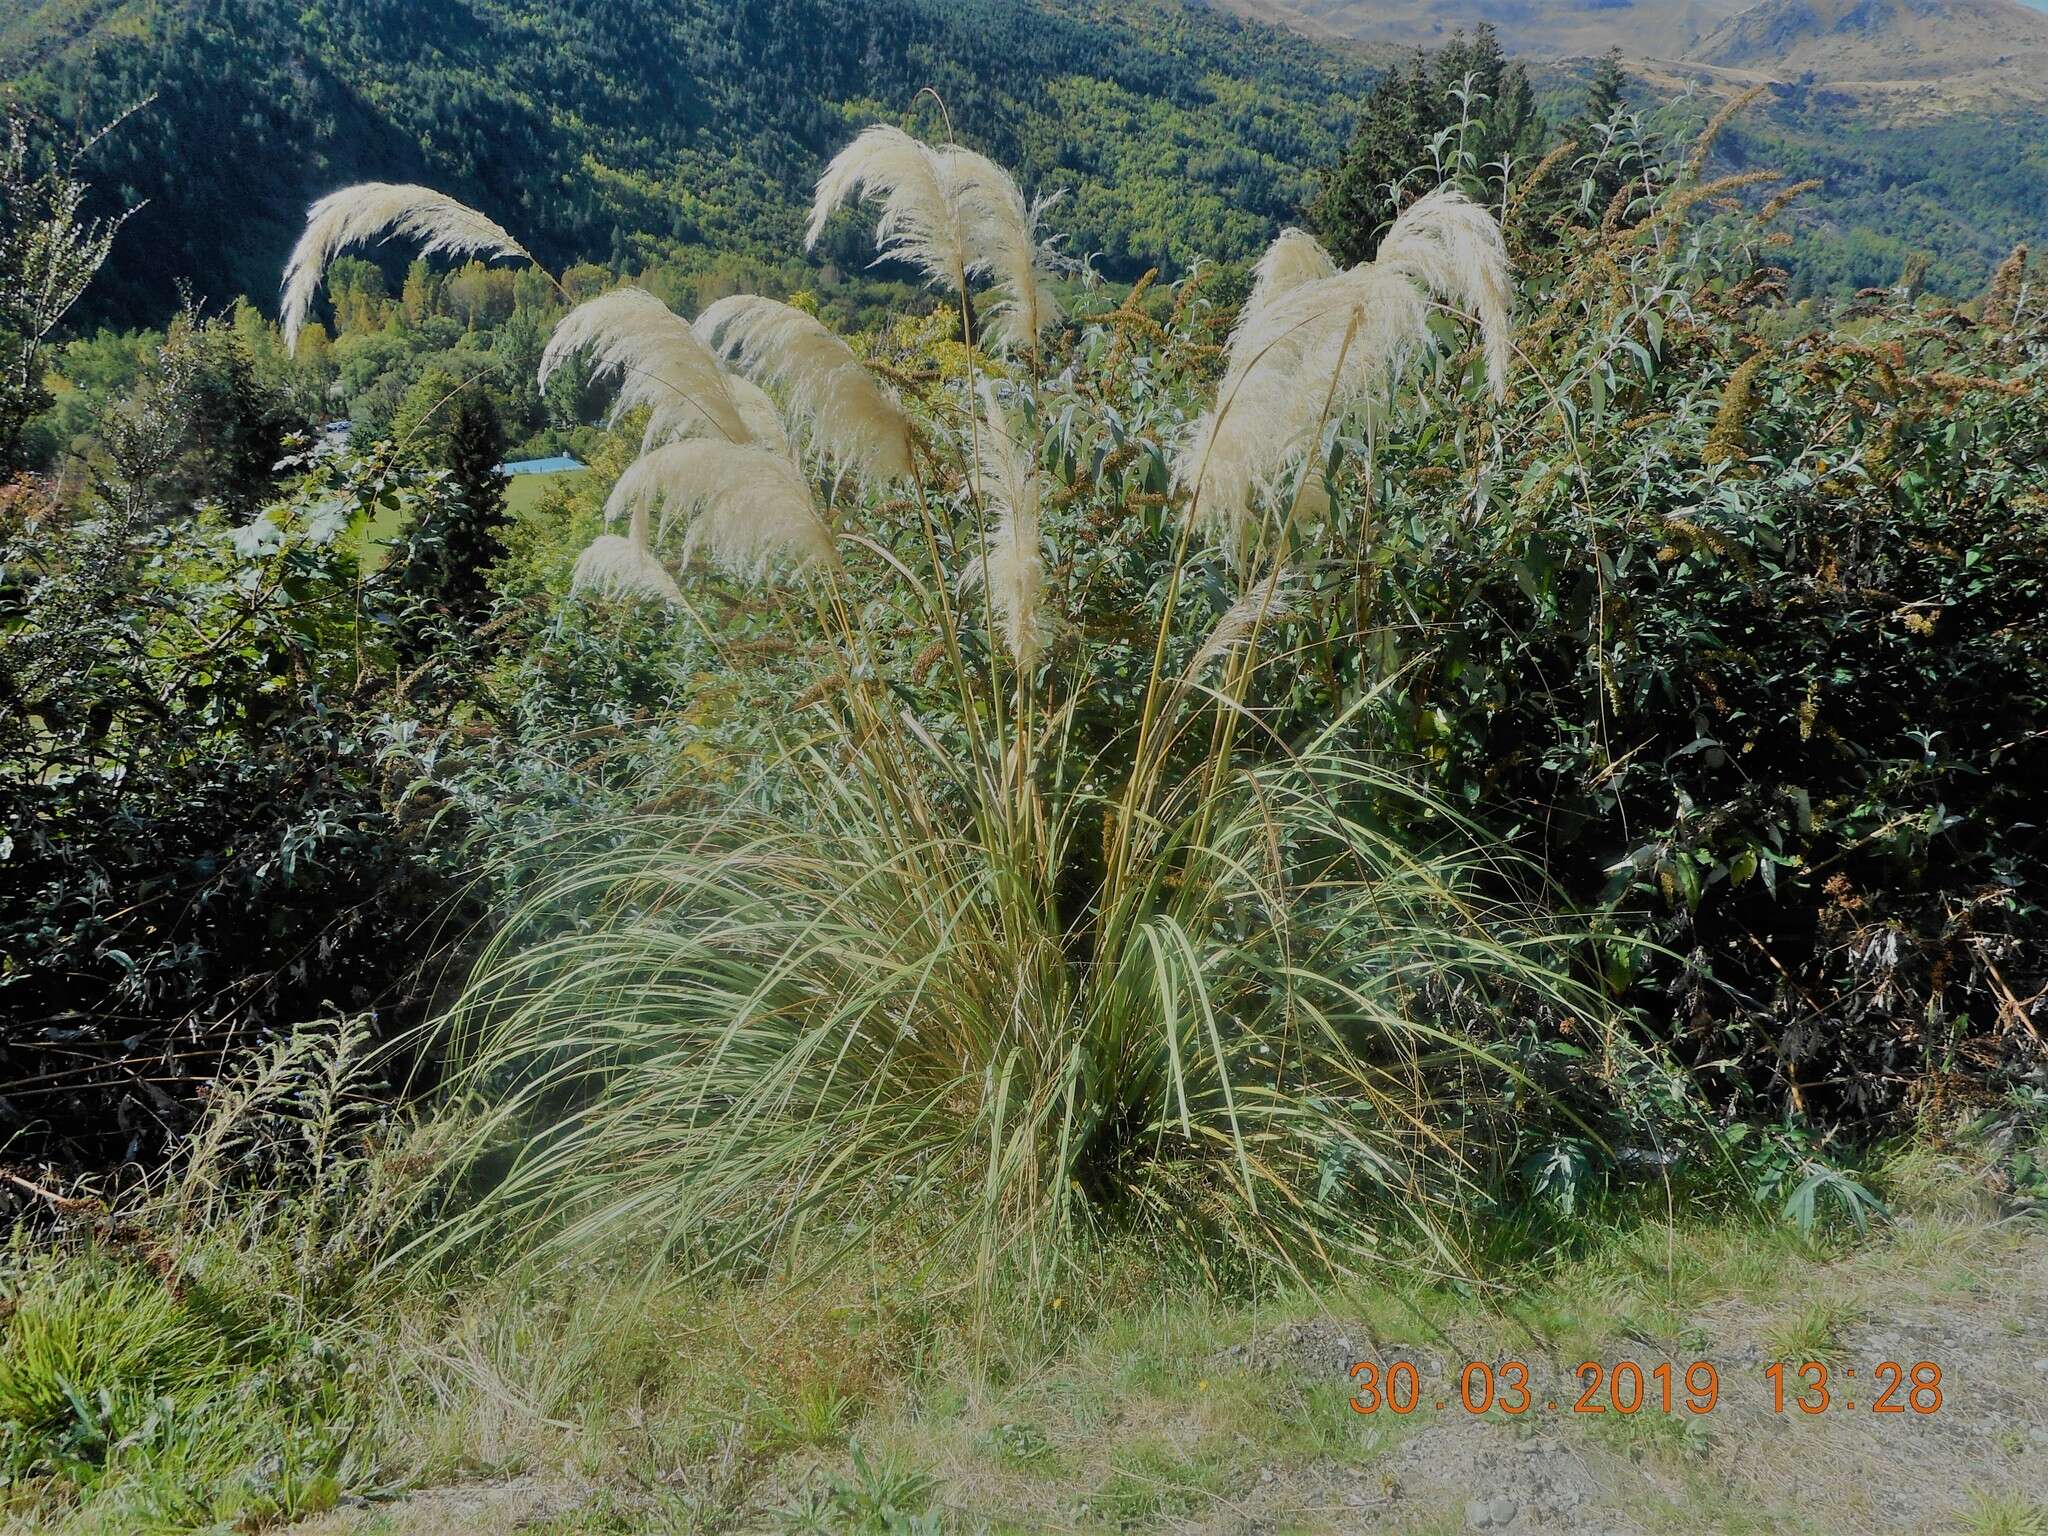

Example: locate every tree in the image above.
[389,387,510,671]
[441,388,511,622]
[1584,47,1627,127]
[1555,50,1632,224]
[0,117,130,471]
[1309,52,1434,267]
[1309,30,1546,266]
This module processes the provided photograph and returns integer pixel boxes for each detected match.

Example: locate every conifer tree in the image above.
[1310,30,1546,266]
[390,388,509,670]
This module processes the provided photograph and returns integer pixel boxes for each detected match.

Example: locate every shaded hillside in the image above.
[0,0,1364,326]
[1216,0,1749,61]
[1689,0,2048,82]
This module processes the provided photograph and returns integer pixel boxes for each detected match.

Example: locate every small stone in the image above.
[1466,1497,1496,1529]
[1260,1466,1276,1485]
[1489,1495,1519,1525]
[2032,1358,2048,1372]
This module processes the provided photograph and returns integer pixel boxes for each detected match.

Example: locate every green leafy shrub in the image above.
[0,438,479,1169]
[1355,165,2048,1128]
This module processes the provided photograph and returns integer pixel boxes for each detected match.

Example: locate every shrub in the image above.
[0,437,478,1170]
[1356,159,2048,1127]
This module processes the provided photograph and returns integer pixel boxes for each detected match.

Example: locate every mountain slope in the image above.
[1687,0,2048,85]
[1213,0,1750,62]
[1220,0,2048,102]
[0,0,1365,326]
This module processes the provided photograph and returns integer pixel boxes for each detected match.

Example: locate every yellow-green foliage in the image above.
[1702,353,1766,470]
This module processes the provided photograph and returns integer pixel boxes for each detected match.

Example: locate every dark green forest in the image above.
[1,0,1361,327]
[5,0,2047,331]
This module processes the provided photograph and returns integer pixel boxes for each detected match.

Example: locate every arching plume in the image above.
[940,145,1060,354]
[1373,186,1513,399]
[724,377,792,455]
[541,286,751,448]
[605,440,835,582]
[1179,264,1429,542]
[806,125,986,299]
[695,295,913,484]
[1185,565,1303,680]
[1244,228,1337,327]
[808,126,1057,352]
[281,184,531,353]
[642,373,789,457]
[570,535,685,605]
[959,385,1046,667]
[1178,190,1512,542]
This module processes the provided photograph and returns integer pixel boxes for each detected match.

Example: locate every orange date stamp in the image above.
[1345,1359,1946,1416]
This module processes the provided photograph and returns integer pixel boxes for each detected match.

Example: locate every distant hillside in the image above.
[0,0,1364,327]
[1221,0,2048,112]
[2,0,2042,320]
[1219,0,2048,294]
[1213,0,1750,62]
[1686,0,2048,97]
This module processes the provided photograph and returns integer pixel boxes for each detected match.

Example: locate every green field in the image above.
[351,468,582,568]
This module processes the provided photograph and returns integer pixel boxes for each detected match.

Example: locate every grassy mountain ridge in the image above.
[0,0,1365,327]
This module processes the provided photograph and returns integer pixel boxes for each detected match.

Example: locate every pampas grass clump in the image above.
[280,124,1595,1299]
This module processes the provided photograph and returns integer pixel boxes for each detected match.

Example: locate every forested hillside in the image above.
[0,0,1362,327]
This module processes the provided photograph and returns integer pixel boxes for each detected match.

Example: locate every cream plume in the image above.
[281,184,531,354]
[959,384,1047,667]
[806,125,987,298]
[940,145,1061,353]
[570,535,684,605]
[605,440,835,582]
[541,286,752,448]
[1186,565,1303,680]
[808,126,1057,353]
[1177,189,1513,541]
[1180,264,1427,542]
[1374,186,1513,400]
[1244,228,1337,327]
[695,295,913,484]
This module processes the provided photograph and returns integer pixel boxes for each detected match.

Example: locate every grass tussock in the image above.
[247,121,1642,1298]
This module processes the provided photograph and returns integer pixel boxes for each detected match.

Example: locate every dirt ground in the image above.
[299,1209,2048,1535]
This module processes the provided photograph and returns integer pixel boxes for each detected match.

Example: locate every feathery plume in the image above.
[541,286,752,448]
[1245,228,1337,324]
[606,440,835,582]
[941,145,1062,353]
[809,126,1059,353]
[696,295,913,483]
[1186,565,1303,679]
[1373,186,1513,399]
[807,125,986,298]
[725,376,792,455]
[281,183,531,353]
[1179,263,1428,541]
[570,534,685,605]
[959,384,1047,667]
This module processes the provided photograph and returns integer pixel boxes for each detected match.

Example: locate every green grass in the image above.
[1954,1494,2048,1536]
[507,469,583,518]
[1,1134,2029,1535]
[348,468,582,569]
